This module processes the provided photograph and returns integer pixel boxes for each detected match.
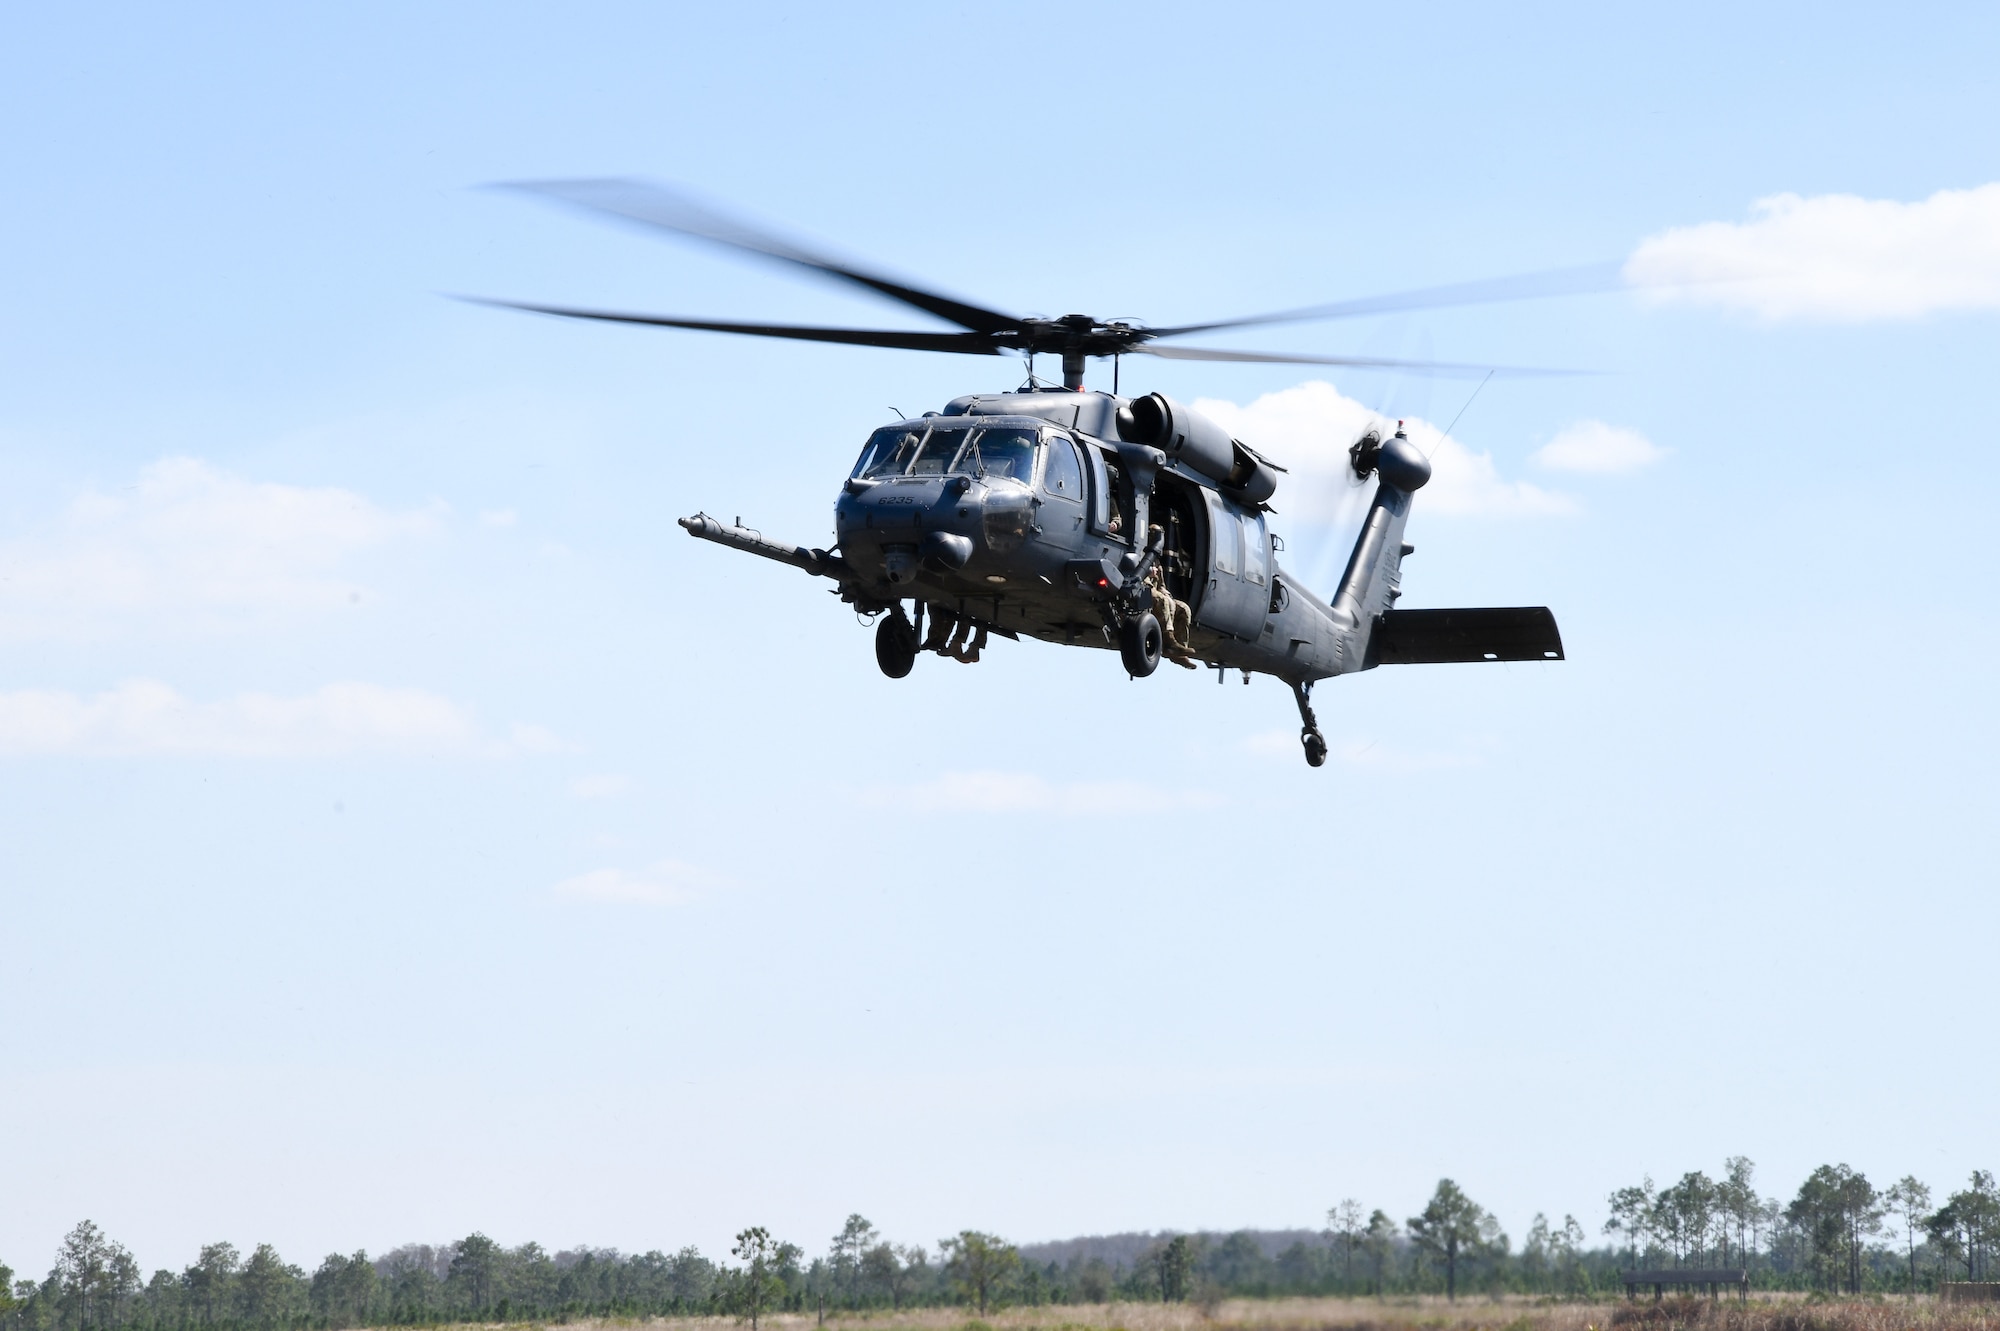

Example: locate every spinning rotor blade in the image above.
[1139,343,1579,376]
[500,178,1024,335]
[1147,262,1626,340]
[461,298,1007,354]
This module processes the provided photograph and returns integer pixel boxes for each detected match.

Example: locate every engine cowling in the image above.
[1116,393,1235,479]
[1115,392,1278,503]
[1225,455,1279,505]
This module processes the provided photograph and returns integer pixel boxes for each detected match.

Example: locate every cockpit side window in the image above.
[1041,433,1083,500]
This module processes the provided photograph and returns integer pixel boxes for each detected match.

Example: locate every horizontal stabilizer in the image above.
[1373,606,1564,664]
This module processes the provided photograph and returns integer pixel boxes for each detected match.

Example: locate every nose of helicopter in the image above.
[835,476,1021,583]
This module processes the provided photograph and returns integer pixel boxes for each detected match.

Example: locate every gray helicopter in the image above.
[479,181,1566,767]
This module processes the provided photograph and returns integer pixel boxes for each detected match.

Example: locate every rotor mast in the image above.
[1053,314,1097,391]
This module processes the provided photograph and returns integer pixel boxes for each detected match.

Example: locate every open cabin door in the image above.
[1193,489,1270,640]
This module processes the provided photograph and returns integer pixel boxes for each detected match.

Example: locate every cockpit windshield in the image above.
[851,424,1040,483]
[968,427,1037,482]
[854,426,925,479]
[906,428,972,476]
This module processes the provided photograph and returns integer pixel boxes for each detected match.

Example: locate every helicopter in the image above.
[475,180,1567,767]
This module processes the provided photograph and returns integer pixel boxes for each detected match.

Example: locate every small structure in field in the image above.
[1942,1284,2000,1303]
[1620,1269,1748,1301]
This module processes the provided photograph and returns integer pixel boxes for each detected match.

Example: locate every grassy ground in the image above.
[1608,1295,2000,1331]
[477,1295,2000,1331]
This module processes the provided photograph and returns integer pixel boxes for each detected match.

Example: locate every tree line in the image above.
[1597,1160,1998,1294]
[4,1160,1995,1331]
[0,1220,1035,1331]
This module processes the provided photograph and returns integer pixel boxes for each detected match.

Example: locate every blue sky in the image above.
[3,0,1997,1276]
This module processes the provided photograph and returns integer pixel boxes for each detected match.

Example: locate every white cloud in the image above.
[1421,429,1576,517]
[505,724,563,755]
[1532,420,1667,474]
[864,770,1221,816]
[1193,380,1573,520]
[0,457,439,638]
[554,860,726,906]
[1625,183,2000,321]
[569,772,631,799]
[0,679,550,758]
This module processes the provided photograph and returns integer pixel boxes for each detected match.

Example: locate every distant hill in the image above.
[1018,1229,1327,1270]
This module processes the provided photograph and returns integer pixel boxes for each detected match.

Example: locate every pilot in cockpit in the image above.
[966,428,1036,482]
[859,429,924,477]
[854,424,1040,483]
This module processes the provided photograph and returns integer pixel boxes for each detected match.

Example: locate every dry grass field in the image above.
[479,1295,2000,1331]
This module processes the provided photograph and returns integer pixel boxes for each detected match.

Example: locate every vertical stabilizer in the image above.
[1332,483,1414,627]
[1329,429,1430,672]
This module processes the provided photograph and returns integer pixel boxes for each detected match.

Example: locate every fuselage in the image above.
[831,388,1397,684]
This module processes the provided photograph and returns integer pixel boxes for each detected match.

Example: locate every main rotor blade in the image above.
[1139,344,1582,376]
[1147,262,1626,339]
[462,297,1007,355]
[498,178,1024,336]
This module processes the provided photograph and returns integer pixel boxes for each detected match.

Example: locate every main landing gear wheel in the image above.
[875,609,917,679]
[1291,680,1327,767]
[1119,612,1163,678]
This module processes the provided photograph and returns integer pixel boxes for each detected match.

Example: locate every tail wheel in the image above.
[875,610,917,679]
[1119,612,1163,678]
